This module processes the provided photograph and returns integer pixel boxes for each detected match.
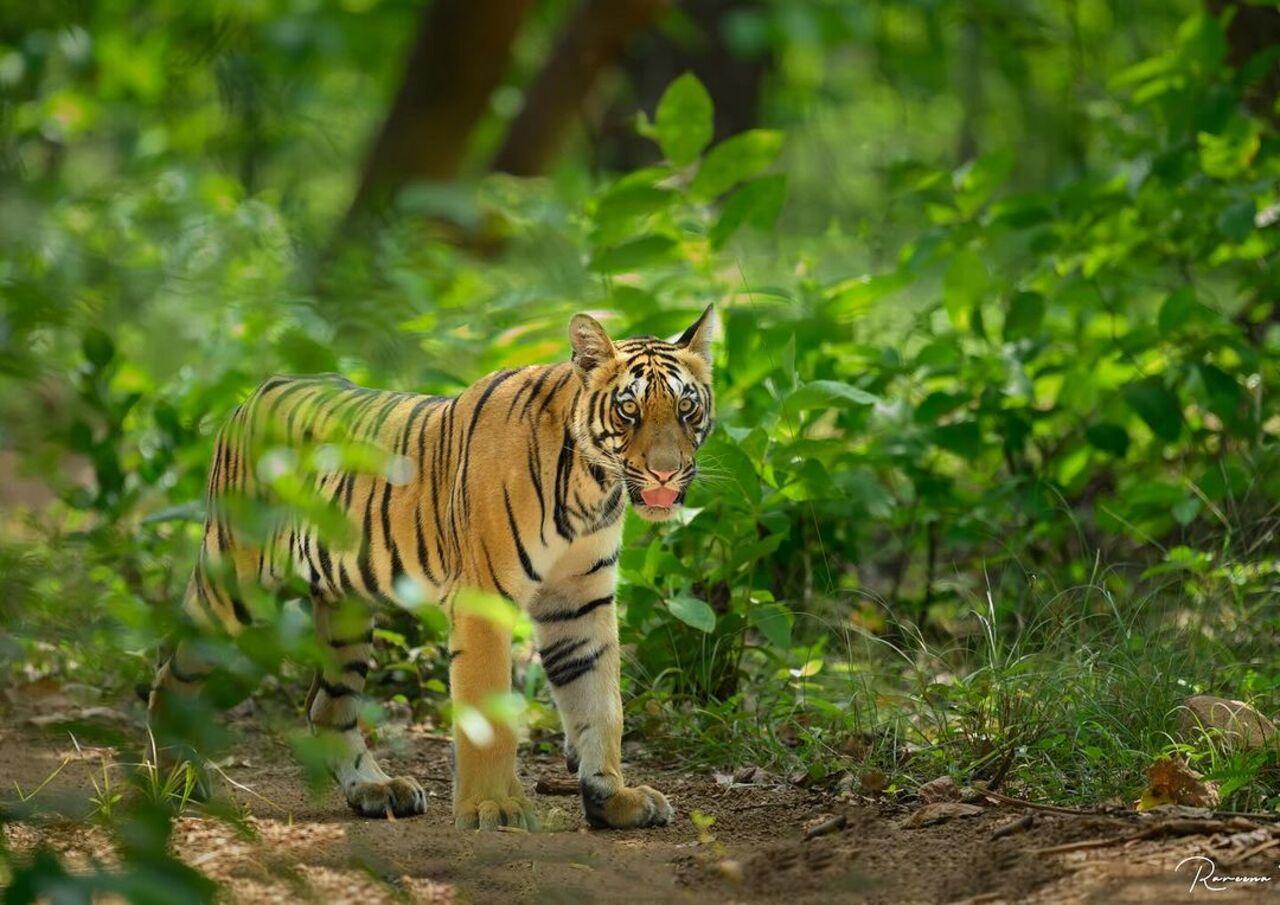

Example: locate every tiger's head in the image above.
[568,307,717,523]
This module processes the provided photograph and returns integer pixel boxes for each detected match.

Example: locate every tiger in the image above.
[148,306,717,831]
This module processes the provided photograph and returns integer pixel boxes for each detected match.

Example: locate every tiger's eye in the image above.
[678,397,695,415]
[618,399,639,418]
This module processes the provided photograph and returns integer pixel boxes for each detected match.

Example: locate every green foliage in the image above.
[2,1,1280,893]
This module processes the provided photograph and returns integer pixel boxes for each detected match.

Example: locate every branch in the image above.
[490,0,670,177]
[346,0,534,221]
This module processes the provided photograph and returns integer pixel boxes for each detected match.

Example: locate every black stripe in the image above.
[546,648,606,687]
[459,370,521,514]
[538,371,573,418]
[528,429,547,545]
[356,483,381,595]
[553,428,576,542]
[533,595,614,623]
[584,548,620,575]
[588,486,625,533]
[320,678,356,698]
[332,718,359,732]
[539,638,588,671]
[504,488,541,583]
[481,541,515,601]
[520,366,557,420]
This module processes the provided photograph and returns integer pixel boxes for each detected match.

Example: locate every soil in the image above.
[2,701,1276,904]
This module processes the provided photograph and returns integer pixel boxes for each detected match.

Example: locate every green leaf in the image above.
[588,235,677,273]
[700,435,760,505]
[1217,198,1255,243]
[783,380,880,415]
[1196,363,1245,424]
[667,594,716,633]
[932,420,983,459]
[749,602,792,649]
[1157,288,1217,335]
[710,174,787,249]
[1198,116,1261,180]
[82,329,114,369]
[943,250,989,330]
[595,184,677,227]
[1086,423,1130,458]
[826,271,910,320]
[953,149,1014,214]
[914,391,968,424]
[654,73,713,167]
[690,129,784,200]
[1122,377,1183,442]
[1003,291,1045,341]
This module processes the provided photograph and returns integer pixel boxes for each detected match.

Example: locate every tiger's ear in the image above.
[569,313,616,379]
[675,305,718,365]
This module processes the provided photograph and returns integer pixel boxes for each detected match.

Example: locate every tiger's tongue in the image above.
[641,487,680,508]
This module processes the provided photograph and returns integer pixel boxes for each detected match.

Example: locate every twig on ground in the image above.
[1225,836,1280,867]
[535,777,579,796]
[804,813,847,840]
[991,813,1035,840]
[1030,836,1124,856]
[975,786,1095,816]
[1030,818,1253,856]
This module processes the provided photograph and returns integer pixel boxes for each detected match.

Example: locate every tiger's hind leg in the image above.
[309,595,427,818]
[147,633,222,799]
[147,566,248,799]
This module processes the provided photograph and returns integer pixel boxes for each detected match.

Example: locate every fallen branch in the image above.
[991,813,1035,840]
[1029,836,1123,856]
[1030,818,1254,857]
[804,813,847,840]
[1224,836,1280,867]
[535,777,580,796]
[975,786,1095,817]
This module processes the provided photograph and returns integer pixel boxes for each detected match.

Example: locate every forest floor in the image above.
[1,697,1275,904]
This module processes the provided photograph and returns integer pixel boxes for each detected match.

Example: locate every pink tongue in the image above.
[641,486,680,508]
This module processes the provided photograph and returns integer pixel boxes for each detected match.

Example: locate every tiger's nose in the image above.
[650,469,677,485]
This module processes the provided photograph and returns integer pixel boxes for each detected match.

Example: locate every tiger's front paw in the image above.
[454,793,540,831]
[582,781,673,829]
[346,776,428,818]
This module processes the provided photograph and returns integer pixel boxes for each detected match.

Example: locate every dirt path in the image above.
[1,707,1274,903]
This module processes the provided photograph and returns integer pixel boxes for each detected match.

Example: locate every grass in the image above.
[629,562,1280,813]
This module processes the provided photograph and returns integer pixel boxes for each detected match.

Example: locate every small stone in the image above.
[1178,695,1276,750]
[715,859,744,883]
[917,775,959,803]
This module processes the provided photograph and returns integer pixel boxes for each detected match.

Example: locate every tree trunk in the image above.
[491,0,671,177]
[345,0,534,222]
[1209,0,1280,122]
[595,0,772,171]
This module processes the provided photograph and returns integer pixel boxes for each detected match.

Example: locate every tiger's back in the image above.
[190,362,620,626]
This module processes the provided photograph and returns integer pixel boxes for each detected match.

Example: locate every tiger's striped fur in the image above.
[149,307,717,830]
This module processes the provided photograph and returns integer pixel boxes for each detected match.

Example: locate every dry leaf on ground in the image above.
[898,802,984,828]
[1136,756,1220,810]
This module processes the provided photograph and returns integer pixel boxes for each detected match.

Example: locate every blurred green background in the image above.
[2,0,1280,854]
